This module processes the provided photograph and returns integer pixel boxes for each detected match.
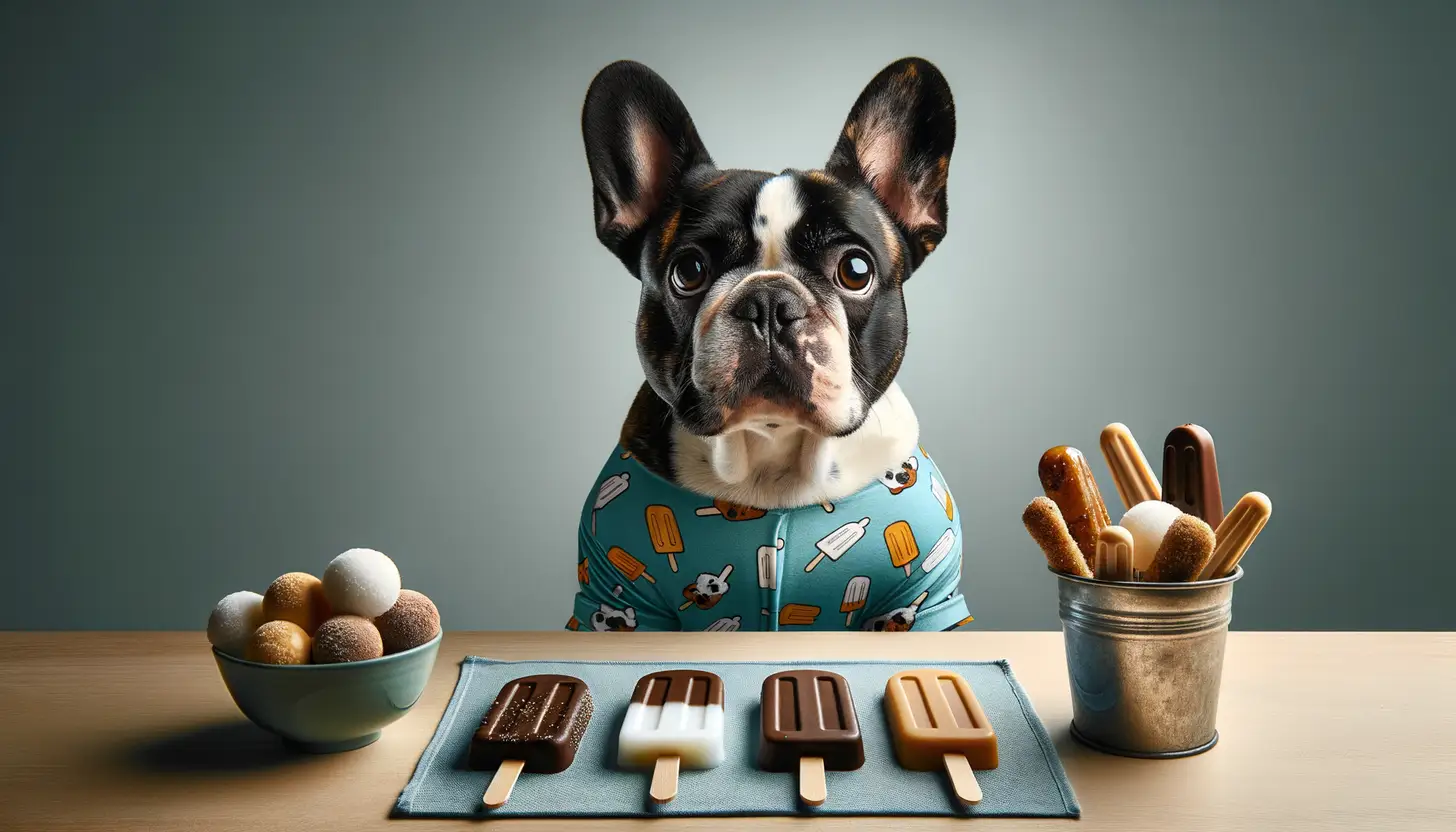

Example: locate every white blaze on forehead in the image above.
[753,175,803,268]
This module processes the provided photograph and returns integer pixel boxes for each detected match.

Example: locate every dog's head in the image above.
[590,603,638,632]
[863,606,917,633]
[682,566,733,610]
[582,58,954,439]
[880,456,919,494]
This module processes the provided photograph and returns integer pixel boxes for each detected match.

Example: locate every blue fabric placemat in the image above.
[394,658,1079,819]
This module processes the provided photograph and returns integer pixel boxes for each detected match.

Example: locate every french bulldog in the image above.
[581,56,955,508]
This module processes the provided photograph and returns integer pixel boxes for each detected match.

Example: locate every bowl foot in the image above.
[283,732,381,754]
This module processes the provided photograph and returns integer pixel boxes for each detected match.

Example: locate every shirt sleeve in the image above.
[857,488,971,633]
[569,521,681,632]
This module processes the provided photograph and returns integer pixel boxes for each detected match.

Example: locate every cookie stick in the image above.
[1099,423,1161,510]
[1145,514,1215,582]
[1021,497,1093,578]
[1198,492,1272,580]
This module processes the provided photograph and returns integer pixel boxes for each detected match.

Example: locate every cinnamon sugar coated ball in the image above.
[1119,500,1184,573]
[322,548,401,618]
[262,572,333,635]
[245,620,312,665]
[375,590,441,654]
[207,591,266,657]
[312,615,384,664]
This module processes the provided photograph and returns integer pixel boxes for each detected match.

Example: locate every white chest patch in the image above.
[753,175,803,269]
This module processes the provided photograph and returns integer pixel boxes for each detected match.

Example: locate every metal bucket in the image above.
[1054,565,1242,758]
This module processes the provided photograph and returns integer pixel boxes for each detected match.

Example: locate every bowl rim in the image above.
[213,629,442,670]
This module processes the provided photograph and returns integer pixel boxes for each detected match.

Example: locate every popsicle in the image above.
[694,500,768,521]
[805,518,871,572]
[644,504,684,572]
[1021,496,1094,578]
[1038,446,1112,562]
[884,668,997,805]
[931,474,955,521]
[607,546,656,584]
[840,576,871,626]
[1099,423,1161,510]
[759,669,864,806]
[565,616,580,631]
[758,538,783,591]
[591,473,630,535]
[921,528,956,573]
[1162,424,1224,528]
[779,603,820,626]
[884,520,920,576]
[577,558,589,586]
[470,674,594,808]
[1094,525,1136,582]
[618,670,726,803]
[705,615,741,632]
[1198,491,1272,580]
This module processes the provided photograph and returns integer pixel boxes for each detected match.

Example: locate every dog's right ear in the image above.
[582,61,713,274]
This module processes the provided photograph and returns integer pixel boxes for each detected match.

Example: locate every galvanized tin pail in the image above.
[1054,565,1243,758]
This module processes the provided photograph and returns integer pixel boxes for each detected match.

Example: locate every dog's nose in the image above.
[731,284,808,338]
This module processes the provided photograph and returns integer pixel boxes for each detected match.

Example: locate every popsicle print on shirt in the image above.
[644,505,685,572]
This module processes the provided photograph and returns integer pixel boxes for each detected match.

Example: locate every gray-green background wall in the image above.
[4,1,1452,631]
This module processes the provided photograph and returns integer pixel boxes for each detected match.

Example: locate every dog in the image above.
[572,57,970,633]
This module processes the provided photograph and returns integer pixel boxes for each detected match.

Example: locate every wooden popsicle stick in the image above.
[944,753,982,805]
[483,759,524,809]
[667,553,678,572]
[649,755,680,804]
[799,756,827,806]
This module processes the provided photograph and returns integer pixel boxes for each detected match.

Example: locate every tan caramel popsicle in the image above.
[885,669,998,805]
[1198,492,1272,580]
[1099,423,1161,510]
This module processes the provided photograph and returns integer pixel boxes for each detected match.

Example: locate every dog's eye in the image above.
[835,249,875,293]
[669,251,711,296]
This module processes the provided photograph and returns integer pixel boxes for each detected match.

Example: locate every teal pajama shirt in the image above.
[570,444,972,633]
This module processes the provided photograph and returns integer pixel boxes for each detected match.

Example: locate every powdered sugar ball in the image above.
[207,591,266,657]
[322,548,401,618]
[1119,501,1185,573]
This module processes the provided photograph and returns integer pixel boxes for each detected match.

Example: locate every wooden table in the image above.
[1,632,1452,831]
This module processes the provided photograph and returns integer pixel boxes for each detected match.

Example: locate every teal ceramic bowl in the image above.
[213,631,442,753]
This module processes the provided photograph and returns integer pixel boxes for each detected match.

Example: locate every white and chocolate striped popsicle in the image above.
[617,670,726,804]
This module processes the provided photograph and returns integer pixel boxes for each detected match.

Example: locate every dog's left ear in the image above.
[582,61,714,274]
[827,57,955,270]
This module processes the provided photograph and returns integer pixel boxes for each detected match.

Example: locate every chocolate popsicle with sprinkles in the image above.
[470,674,594,809]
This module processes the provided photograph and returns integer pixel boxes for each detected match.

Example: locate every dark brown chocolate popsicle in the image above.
[759,669,863,806]
[1162,425,1224,528]
[470,674,594,808]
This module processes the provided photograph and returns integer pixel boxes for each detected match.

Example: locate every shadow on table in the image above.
[121,719,317,775]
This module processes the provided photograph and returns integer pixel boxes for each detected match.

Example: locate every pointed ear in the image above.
[826,57,955,269]
[582,61,713,273]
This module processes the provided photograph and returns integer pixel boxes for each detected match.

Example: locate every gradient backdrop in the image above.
[4,1,1452,631]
